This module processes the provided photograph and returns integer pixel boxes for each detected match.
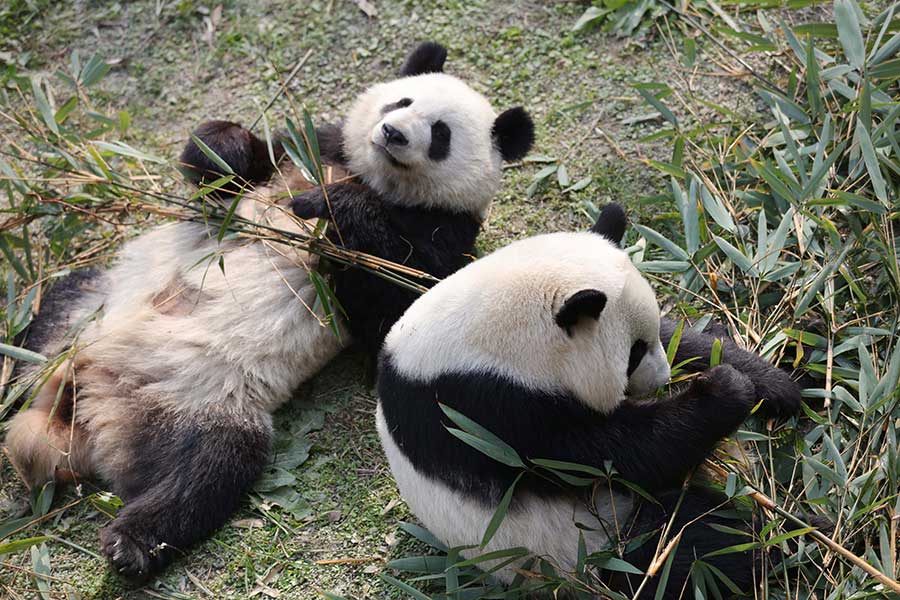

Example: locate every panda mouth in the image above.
[372,143,408,169]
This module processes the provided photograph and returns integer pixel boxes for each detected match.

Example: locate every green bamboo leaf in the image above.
[834,0,865,69]
[187,134,234,175]
[0,342,47,364]
[385,555,448,573]
[0,536,50,556]
[636,87,678,127]
[699,186,736,232]
[31,79,59,136]
[633,224,689,260]
[216,194,242,243]
[79,55,110,87]
[638,260,691,273]
[556,164,570,188]
[855,117,888,204]
[481,472,522,548]
[593,556,644,575]
[451,547,529,568]
[446,428,525,468]
[302,109,323,177]
[398,522,448,552]
[572,6,605,32]
[703,541,763,558]
[530,458,606,477]
[95,141,165,164]
[439,403,524,469]
[666,319,685,367]
[795,242,854,317]
[710,338,723,367]
[713,235,758,276]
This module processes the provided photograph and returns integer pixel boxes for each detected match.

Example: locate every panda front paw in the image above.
[290,192,327,220]
[693,364,756,416]
[753,369,802,418]
[100,521,168,584]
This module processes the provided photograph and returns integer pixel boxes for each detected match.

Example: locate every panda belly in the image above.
[376,405,632,583]
[12,221,346,489]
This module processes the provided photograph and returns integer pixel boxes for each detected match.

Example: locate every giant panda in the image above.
[5,42,532,582]
[376,203,801,597]
[182,41,535,355]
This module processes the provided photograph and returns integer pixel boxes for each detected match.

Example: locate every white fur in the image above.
[377,406,632,583]
[343,73,502,220]
[6,171,348,488]
[384,231,670,414]
[377,230,672,581]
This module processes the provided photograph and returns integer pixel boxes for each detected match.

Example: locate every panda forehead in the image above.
[474,232,632,309]
[371,74,496,125]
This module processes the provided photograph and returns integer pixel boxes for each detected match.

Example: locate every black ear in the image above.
[590,203,627,247]
[555,290,607,337]
[492,107,535,162]
[400,42,448,76]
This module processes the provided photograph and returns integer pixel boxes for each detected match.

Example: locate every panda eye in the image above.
[627,340,648,377]
[397,98,413,107]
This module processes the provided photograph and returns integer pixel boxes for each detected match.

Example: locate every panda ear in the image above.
[555,290,607,337]
[492,107,535,162]
[400,42,448,76]
[590,203,627,247]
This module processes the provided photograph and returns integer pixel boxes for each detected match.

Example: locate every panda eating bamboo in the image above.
[376,203,801,597]
[5,41,534,582]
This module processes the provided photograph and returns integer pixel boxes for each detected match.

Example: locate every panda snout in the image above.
[381,123,408,146]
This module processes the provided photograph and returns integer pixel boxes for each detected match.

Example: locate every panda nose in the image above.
[382,123,408,146]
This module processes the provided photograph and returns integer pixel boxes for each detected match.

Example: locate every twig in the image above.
[249,49,314,132]
[704,461,900,594]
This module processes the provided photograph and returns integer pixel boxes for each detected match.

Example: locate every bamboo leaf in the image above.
[481,472,522,548]
[834,0,866,69]
[633,224,689,260]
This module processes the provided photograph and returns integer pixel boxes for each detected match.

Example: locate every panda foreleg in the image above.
[612,487,763,599]
[99,412,271,582]
[596,364,755,491]
[660,316,801,417]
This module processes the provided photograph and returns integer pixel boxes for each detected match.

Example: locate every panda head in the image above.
[342,42,535,220]
[384,203,671,414]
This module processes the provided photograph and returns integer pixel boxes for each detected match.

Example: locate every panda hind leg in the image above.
[610,487,765,599]
[100,411,272,582]
[5,361,92,489]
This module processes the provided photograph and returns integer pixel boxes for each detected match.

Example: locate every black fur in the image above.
[179,121,280,197]
[379,358,755,505]
[660,317,802,417]
[591,202,627,247]
[180,121,347,196]
[428,120,452,161]
[492,107,535,162]
[291,184,480,354]
[99,408,271,582]
[15,269,102,357]
[554,289,607,337]
[609,487,764,599]
[314,122,348,166]
[399,41,448,76]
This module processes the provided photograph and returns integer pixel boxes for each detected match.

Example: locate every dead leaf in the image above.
[356,0,377,18]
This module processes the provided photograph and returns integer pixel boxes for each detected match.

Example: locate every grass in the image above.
[1,0,899,598]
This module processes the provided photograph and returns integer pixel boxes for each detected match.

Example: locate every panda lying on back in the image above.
[184,41,535,354]
[376,204,801,597]
[6,42,532,582]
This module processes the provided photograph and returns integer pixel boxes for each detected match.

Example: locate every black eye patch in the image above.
[428,120,451,161]
[382,98,413,114]
[627,340,648,377]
